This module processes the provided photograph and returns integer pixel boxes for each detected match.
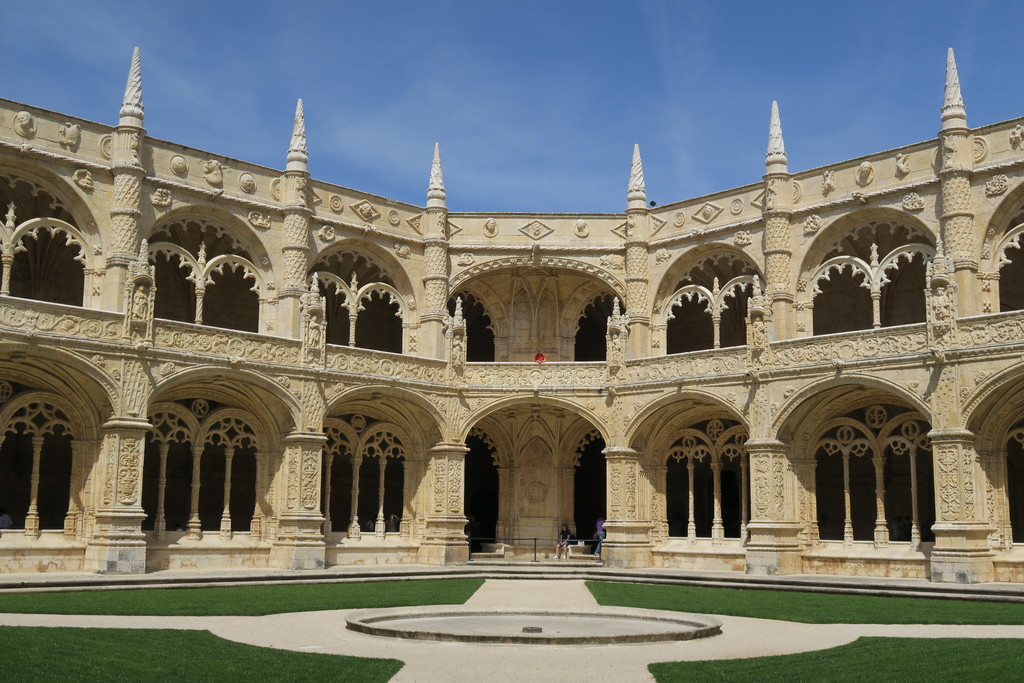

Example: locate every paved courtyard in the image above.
[3,578,1024,682]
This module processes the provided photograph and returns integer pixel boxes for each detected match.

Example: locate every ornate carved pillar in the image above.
[24,436,43,538]
[744,438,802,575]
[421,144,450,359]
[649,463,668,543]
[154,442,169,539]
[928,428,994,583]
[220,446,234,538]
[938,49,979,315]
[419,441,469,564]
[279,100,311,339]
[762,102,795,340]
[686,457,696,542]
[105,48,145,312]
[85,417,150,573]
[375,456,387,537]
[872,455,889,547]
[270,431,326,570]
[624,144,650,357]
[348,455,362,539]
[602,446,652,567]
[187,443,203,539]
[711,459,724,545]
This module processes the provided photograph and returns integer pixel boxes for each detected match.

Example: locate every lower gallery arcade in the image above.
[5,352,1024,585]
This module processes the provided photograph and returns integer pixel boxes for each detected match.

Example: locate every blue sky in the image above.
[1,1,1018,213]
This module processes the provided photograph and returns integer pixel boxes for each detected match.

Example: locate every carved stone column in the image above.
[602,446,652,567]
[762,102,795,340]
[419,442,469,564]
[624,144,651,357]
[928,428,994,583]
[421,144,450,359]
[104,49,146,312]
[938,50,979,315]
[85,417,150,573]
[744,439,802,575]
[270,431,326,570]
[279,100,311,339]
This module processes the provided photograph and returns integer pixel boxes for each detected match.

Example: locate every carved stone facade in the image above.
[4,49,1024,583]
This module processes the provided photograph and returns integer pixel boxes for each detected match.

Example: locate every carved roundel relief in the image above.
[191,399,209,418]
[351,415,366,432]
[388,209,401,226]
[973,137,989,164]
[484,218,498,238]
[169,155,188,176]
[238,173,257,194]
[270,178,282,201]
[527,481,547,503]
[673,212,685,227]
[730,198,743,215]
[329,194,344,213]
[98,135,113,161]
[0,380,12,404]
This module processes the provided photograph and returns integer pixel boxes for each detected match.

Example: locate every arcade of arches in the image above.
[9,51,1024,584]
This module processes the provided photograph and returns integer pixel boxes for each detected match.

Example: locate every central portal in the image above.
[463,405,607,555]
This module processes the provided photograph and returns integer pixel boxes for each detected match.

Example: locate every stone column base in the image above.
[85,515,147,574]
[744,521,803,576]
[601,521,652,568]
[930,523,994,583]
[271,516,325,570]
[269,540,326,570]
[418,519,467,565]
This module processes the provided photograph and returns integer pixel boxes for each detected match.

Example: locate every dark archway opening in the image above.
[813,269,873,335]
[204,269,260,333]
[666,297,713,354]
[1001,244,1024,312]
[448,294,495,362]
[1008,438,1024,543]
[465,434,498,548]
[574,435,606,541]
[10,230,84,306]
[382,457,404,528]
[575,295,614,361]
[356,292,402,353]
[326,451,353,533]
[880,253,926,326]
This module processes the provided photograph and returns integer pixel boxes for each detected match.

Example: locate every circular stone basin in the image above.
[345,605,721,645]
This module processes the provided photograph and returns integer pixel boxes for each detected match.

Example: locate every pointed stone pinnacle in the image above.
[627,144,646,207]
[427,142,446,209]
[119,47,144,127]
[941,47,967,125]
[286,99,308,172]
[766,101,787,169]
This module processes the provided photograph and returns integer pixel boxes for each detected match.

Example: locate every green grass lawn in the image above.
[0,626,403,682]
[649,637,1024,681]
[587,581,1024,624]
[0,578,484,616]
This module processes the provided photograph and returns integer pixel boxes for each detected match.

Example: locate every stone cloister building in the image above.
[2,48,1024,583]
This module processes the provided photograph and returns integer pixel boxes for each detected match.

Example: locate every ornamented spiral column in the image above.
[938,49,979,315]
[419,441,469,565]
[105,48,146,312]
[421,144,450,360]
[762,102,795,340]
[624,144,650,356]
[602,446,652,568]
[279,99,312,339]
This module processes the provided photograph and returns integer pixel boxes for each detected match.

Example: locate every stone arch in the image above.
[147,209,270,333]
[627,391,747,453]
[0,161,102,246]
[459,396,609,445]
[0,389,79,536]
[774,375,932,443]
[325,385,443,447]
[796,208,935,335]
[983,187,1024,313]
[451,256,626,300]
[311,241,414,352]
[150,366,297,445]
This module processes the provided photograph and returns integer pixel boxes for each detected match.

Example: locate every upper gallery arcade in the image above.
[3,47,1024,584]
